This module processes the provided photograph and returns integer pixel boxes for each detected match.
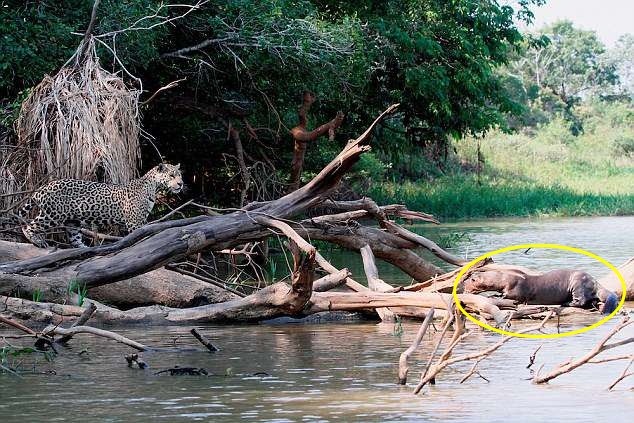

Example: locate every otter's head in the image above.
[594,285,619,315]
[150,163,184,194]
[598,292,619,315]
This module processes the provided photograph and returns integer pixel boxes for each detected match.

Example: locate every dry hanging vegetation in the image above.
[13,37,141,186]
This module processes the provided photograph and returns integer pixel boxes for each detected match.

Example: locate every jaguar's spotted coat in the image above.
[20,163,183,248]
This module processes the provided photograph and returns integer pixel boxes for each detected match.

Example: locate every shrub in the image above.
[612,136,634,157]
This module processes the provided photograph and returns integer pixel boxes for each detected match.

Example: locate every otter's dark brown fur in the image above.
[463,269,618,314]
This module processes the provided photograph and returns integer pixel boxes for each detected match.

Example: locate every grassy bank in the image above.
[367,102,634,219]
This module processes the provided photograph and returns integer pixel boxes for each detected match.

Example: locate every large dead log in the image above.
[0,105,399,294]
[88,270,239,308]
[1,287,512,327]
[298,223,443,281]
[0,221,511,328]
[0,240,239,307]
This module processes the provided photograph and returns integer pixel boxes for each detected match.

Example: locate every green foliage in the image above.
[267,260,278,283]
[0,1,88,97]
[67,279,88,306]
[504,20,621,133]
[612,136,634,157]
[537,118,576,146]
[5,0,628,218]
[537,21,617,100]
[605,34,634,98]
[370,177,634,219]
[31,288,43,303]
[437,232,471,249]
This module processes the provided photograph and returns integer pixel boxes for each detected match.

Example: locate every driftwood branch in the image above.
[190,328,219,352]
[360,244,395,322]
[398,308,435,385]
[57,301,97,344]
[141,78,185,105]
[414,311,555,394]
[43,325,149,351]
[608,357,634,390]
[384,221,467,266]
[532,316,634,384]
[313,268,351,292]
[0,314,38,335]
[314,251,368,292]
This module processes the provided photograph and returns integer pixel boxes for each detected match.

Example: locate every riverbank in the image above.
[368,177,634,219]
[368,105,634,219]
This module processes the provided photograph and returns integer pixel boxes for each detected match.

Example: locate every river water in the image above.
[1,216,633,422]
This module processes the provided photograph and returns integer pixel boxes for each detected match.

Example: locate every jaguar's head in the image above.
[151,163,184,194]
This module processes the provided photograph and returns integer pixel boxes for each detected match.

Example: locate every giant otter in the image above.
[463,269,619,314]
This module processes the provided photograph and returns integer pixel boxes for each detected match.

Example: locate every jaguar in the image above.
[19,163,183,248]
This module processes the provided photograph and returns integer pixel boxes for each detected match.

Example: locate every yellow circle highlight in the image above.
[451,243,626,339]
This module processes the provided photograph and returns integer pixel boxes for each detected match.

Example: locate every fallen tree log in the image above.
[0,219,511,327]
[0,288,512,326]
[0,240,239,307]
[298,222,443,281]
[88,269,239,308]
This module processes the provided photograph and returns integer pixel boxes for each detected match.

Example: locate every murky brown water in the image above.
[1,216,633,422]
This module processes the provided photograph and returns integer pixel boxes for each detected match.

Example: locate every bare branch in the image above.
[398,308,435,385]
[141,78,186,105]
[414,311,555,394]
[43,325,149,351]
[533,316,633,384]
[608,357,634,390]
[97,1,209,39]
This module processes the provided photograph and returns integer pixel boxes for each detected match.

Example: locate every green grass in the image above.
[369,177,634,219]
[67,279,88,306]
[31,288,43,303]
[368,102,634,219]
